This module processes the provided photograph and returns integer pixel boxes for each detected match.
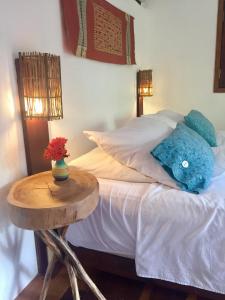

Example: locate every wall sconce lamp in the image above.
[15,52,63,274]
[18,52,63,120]
[16,52,63,175]
[137,69,153,117]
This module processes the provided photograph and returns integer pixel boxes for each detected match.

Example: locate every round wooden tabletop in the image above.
[7,167,99,230]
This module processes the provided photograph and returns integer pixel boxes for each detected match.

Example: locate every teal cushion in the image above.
[151,123,214,193]
[184,110,217,147]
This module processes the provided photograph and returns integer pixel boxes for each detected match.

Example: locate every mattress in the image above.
[67,178,149,258]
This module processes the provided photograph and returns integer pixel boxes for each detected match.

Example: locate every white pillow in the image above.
[142,109,184,126]
[69,147,156,183]
[212,130,225,179]
[84,115,178,188]
[84,116,176,148]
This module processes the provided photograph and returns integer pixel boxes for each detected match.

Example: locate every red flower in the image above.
[44,137,69,161]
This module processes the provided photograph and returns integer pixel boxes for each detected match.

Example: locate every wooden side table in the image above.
[7,167,106,300]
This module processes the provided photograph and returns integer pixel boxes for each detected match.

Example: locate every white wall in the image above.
[0,0,150,299]
[3,1,222,298]
[50,0,152,159]
[144,0,225,129]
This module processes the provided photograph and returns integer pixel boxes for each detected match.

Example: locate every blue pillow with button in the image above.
[184,110,217,147]
[151,123,214,193]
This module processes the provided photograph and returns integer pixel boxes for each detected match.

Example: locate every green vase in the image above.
[52,159,69,181]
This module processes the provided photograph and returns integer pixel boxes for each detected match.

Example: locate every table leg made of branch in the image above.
[37,227,106,300]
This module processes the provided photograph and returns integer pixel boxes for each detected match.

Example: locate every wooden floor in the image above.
[16,266,220,300]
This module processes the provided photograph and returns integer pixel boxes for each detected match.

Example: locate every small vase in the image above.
[52,159,69,181]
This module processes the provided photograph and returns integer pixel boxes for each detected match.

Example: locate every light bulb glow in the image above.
[33,98,43,115]
[24,97,44,117]
[143,87,149,94]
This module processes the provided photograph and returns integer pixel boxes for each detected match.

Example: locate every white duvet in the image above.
[67,130,225,295]
[136,176,225,294]
[137,131,225,294]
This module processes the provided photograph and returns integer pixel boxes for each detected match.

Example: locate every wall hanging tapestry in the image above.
[61,0,136,65]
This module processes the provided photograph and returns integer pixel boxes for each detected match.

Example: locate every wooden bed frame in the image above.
[70,246,224,300]
[33,90,224,300]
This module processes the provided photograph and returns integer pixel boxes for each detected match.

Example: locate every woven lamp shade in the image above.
[18,52,63,120]
[137,69,153,97]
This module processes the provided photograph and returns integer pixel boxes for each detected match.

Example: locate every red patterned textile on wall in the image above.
[61,0,136,65]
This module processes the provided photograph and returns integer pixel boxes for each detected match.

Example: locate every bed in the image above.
[66,113,225,300]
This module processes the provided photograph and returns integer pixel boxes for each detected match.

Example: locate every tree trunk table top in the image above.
[7,167,99,230]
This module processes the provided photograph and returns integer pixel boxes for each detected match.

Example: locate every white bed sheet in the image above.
[67,176,225,295]
[67,178,149,258]
[67,131,225,295]
[136,177,225,295]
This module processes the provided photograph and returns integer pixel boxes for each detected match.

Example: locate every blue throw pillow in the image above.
[151,123,214,193]
[184,110,217,147]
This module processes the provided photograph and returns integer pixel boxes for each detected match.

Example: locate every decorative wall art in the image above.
[61,0,135,65]
[214,0,225,92]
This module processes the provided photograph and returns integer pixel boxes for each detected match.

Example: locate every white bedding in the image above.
[69,147,155,183]
[136,177,225,294]
[67,178,148,258]
[67,130,225,295]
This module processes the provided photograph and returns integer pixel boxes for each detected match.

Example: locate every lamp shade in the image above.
[17,52,63,120]
[137,69,153,97]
